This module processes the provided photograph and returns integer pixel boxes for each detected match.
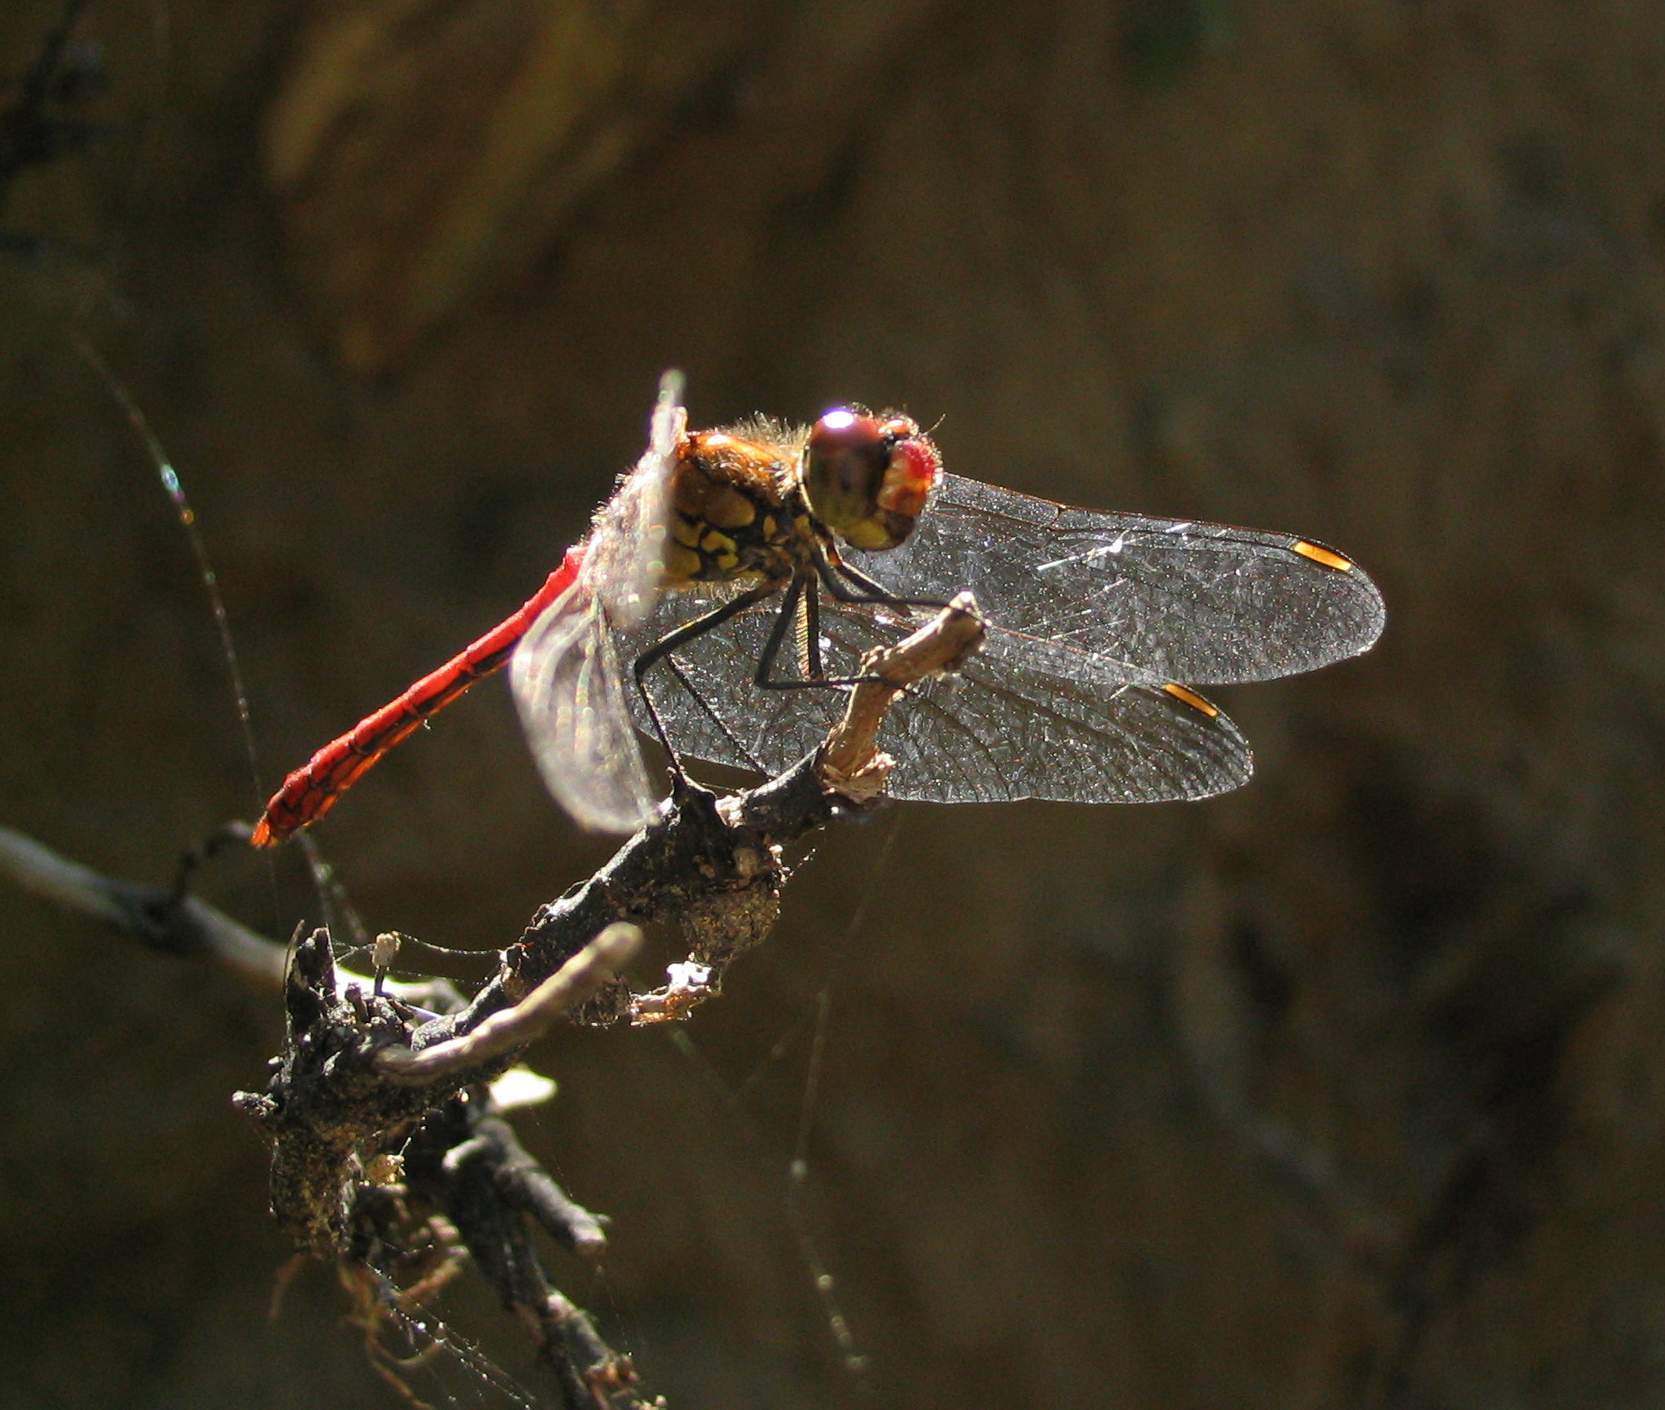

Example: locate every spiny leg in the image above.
[632,582,780,785]
[819,556,948,612]
[754,573,883,692]
[753,559,950,694]
[660,652,767,774]
[812,556,962,710]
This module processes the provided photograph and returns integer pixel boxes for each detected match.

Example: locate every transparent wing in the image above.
[615,593,1253,804]
[598,464,1378,807]
[845,473,1386,686]
[506,373,686,834]
[579,370,685,628]
[885,632,1251,804]
[510,583,659,833]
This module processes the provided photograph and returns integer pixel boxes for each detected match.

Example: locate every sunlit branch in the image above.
[2,592,983,1410]
[0,822,459,1009]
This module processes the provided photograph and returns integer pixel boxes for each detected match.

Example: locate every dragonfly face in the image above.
[798,409,941,552]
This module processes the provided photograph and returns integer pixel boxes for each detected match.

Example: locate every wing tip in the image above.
[1295,537,1388,656]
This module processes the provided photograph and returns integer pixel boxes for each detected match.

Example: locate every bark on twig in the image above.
[0,821,286,986]
[376,923,641,1083]
[821,590,984,801]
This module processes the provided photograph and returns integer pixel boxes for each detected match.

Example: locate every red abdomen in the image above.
[250,550,583,846]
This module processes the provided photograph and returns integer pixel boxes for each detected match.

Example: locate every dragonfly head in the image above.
[802,409,940,551]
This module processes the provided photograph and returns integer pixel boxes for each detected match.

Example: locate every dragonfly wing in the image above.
[510,585,660,833]
[614,586,825,775]
[814,609,1252,803]
[873,625,1252,803]
[848,473,1385,686]
[580,372,686,629]
[616,593,1252,804]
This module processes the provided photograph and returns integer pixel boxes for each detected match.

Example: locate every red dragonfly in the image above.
[251,376,1384,846]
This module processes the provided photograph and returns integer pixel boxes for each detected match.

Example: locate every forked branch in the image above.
[3,592,984,1410]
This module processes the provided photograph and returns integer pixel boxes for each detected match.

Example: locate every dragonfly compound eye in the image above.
[805,409,940,551]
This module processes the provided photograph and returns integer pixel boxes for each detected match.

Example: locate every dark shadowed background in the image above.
[4,2,1663,1407]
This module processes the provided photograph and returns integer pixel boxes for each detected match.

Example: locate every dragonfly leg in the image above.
[818,556,949,612]
[817,561,969,705]
[754,573,890,692]
[632,582,781,779]
[660,653,768,773]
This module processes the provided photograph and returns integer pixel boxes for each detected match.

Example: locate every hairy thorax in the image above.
[664,427,821,586]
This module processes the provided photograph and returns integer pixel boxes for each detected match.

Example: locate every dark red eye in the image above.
[803,408,938,551]
[809,409,887,472]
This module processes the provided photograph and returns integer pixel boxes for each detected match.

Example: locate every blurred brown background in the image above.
[4,1,1663,1406]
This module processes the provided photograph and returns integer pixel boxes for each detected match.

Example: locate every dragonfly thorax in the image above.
[664,427,818,586]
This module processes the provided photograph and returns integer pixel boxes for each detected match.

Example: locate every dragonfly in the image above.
[250,375,1385,846]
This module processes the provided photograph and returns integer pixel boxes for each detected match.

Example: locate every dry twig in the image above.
[4,592,984,1409]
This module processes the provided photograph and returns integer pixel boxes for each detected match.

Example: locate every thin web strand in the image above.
[71,331,265,823]
[668,813,906,1391]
